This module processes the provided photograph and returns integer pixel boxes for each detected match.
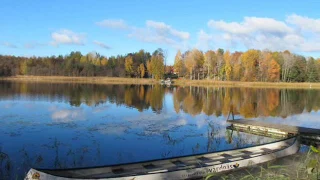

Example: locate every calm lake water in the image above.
[1,81,320,179]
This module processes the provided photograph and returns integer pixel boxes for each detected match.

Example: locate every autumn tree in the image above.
[184,51,196,80]
[241,49,260,81]
[174,50,184,77]
[192,49,204,80]
[216,48,225,80]
[317,59,320,81]
[268,59,280,82]
[224,50,232,81]
[231,52,242,81]
[138,63,146,78]
[101,57,108,66]
[146,60,153,78]
[281,51,295,82]
[258,51,272,82]
[20,60,28,75]
[125,56,134,77]
[203,50,216,79]
[150,52,164,80]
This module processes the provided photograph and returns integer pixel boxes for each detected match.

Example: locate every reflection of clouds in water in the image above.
[1,102,16,109]
[93,125,127,135]
[50,106,85,123]
[24,103,34,109]
[254,111,320,129]
[194,115,227,129]
[126,114,188,135]
[90,114,189,136]
[196,119,207,128]
[92,105,109,113]
[125,114,172,122]
[175,118,187,126]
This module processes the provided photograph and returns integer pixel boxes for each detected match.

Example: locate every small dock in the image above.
[227,119,320,145]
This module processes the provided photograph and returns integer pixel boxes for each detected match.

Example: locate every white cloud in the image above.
[2,42,17,48]
[129,20,190,49]
[96,19,190,50]
[195,30,215,50]
[202,15,320,52]
[93,40,111,49]
[24,42,46,49]
[146,20,190,40]
[96,19,128,29]
[208,17,293,35]
[51,29,86,46]
[286,14,320,33]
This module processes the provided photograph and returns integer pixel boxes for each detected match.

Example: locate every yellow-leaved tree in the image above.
[125,56,133,77]
[268,59,280,82]
[224,50,232,81]
[185,51,196,80]
[174,50,183,77]
[139,63,145,78]
[241,49,260,81]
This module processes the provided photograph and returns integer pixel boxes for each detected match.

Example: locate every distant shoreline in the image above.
[0,76,157,85]
[1,76,320,89]
[174,79,320,89]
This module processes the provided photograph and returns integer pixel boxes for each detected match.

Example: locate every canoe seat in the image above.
[111,168,124,174]
[143,164,157,169]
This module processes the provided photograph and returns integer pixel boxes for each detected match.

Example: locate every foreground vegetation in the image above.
[1,48,320,83]
[205,146,320,180]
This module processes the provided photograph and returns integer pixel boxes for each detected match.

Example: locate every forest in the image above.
[0,48,320,82]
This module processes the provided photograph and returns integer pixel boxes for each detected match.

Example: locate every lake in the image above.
[1,81,320,179]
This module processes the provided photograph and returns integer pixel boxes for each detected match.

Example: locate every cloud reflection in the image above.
[50,107,85,123]
[253,111,320,129]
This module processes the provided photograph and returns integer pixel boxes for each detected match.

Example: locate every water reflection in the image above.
[1,82,320,118]
[0,81,320,179]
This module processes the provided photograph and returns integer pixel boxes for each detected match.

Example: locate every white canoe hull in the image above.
[25,137,299,180]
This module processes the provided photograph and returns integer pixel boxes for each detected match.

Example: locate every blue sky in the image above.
[1,0,320,64]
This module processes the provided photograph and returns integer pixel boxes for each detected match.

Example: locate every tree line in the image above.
[1,48,320,82]
[174,49,320,82]
[0,48,166,79]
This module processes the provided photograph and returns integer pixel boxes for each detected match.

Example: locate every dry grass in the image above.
[205,149,320,180]
[174,79,320,89]
[2,76,320,89]
[0,76,158,85]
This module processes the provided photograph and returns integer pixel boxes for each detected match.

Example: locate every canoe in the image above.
[25,137,299,180]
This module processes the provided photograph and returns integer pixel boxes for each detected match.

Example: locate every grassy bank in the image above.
[174,79,320,89]
[0,76,157,85]
[2,76,320,89]
[206,147,320,180]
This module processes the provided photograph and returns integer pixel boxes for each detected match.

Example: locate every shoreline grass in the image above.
[0,76,158,85]
[205,147,320,180]
[174,79,320,89]
[2,76,320,89]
